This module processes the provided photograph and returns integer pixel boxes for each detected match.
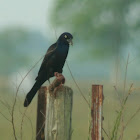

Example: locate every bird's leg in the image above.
[53,72,65,97]
[54,72,59,78]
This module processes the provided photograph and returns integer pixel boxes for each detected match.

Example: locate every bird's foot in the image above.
[54,72,59,77]
[52,72,65,98]
[54,72,65,84]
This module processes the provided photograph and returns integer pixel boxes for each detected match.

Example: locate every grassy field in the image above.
[0,81,140,140]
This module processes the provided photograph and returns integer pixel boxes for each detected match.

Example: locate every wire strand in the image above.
[66,61,90,107]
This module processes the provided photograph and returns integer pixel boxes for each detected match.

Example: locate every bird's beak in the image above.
[67,39,73,46]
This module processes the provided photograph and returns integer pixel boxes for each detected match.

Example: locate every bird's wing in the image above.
[36,43,57,79]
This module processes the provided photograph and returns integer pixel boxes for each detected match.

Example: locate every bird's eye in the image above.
[64,35,67,38]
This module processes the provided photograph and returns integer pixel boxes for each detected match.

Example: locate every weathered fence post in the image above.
[36,86,47,140]
[45,75,73,140]
[91,85,103,140]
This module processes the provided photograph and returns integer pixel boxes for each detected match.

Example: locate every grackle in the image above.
[24,32,73,107]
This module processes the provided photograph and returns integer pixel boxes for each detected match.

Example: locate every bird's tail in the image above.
[24,80,44,107]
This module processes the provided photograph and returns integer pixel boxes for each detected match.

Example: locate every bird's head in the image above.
[58,32,73,46]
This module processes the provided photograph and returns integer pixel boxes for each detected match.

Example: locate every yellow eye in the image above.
[64,35,67,38]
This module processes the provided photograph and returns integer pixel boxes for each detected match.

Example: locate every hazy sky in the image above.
[0,0,54,37]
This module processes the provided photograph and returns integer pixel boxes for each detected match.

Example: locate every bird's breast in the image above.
[56,46,69,58]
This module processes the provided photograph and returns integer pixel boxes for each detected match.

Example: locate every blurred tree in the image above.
[0,28,30,75]
[50,0,140,60]
[0,28,48,76]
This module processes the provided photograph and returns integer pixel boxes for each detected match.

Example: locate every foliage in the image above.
[0,28,30,75]
[50,0,140,58]
[0,28,48,75]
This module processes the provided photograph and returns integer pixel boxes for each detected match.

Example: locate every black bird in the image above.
[24,32,73,107]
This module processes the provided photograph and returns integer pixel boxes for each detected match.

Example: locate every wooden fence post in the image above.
[91,85,103,140]
[45,75,73,140]
[36,86,47,140]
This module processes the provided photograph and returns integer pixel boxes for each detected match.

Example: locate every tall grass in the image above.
[86,54,140,140]
[110,54,140,140]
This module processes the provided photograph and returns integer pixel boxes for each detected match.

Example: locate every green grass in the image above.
[0,81,140,140]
